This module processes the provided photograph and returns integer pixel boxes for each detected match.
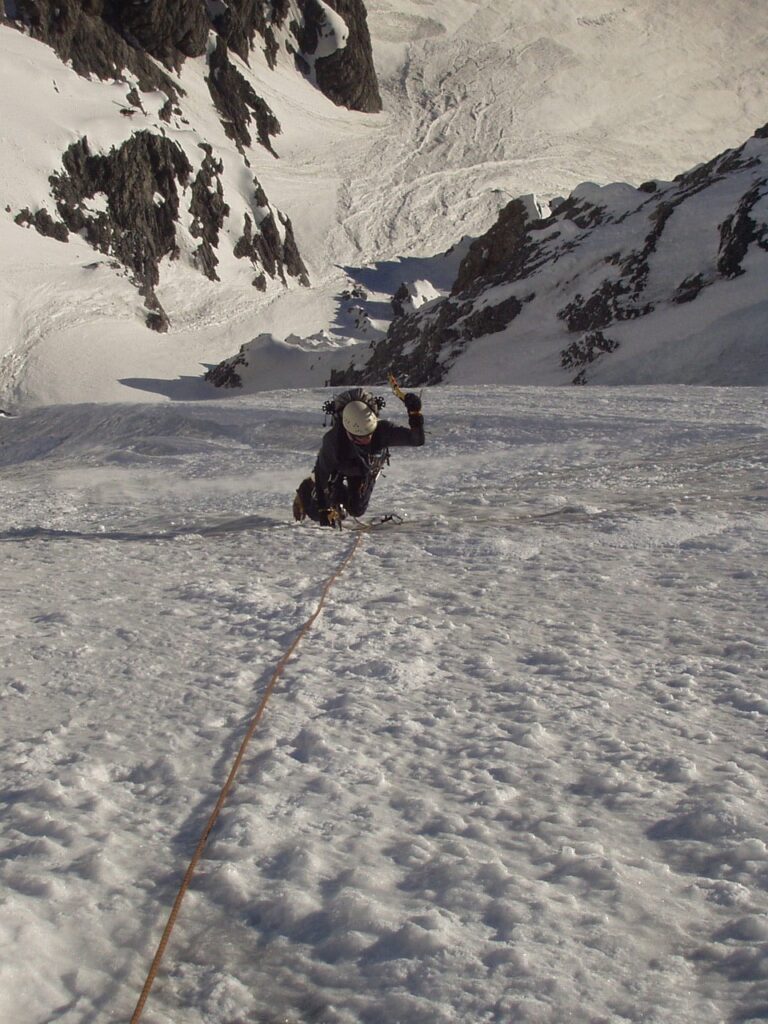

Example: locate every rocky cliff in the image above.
[327,126,768,386]
[4,0,379,329]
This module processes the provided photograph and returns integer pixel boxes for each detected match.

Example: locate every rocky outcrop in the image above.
[188,144,229,282]
[8,0,327,328]
[329,289,528,389]
[204,347,248,388]
[207,37,282,158]
[294,0,382,113]
[331,124,768,387]
[44,132,193,330]
[451,196,548,296]
[9,0,382,113]
[112,0,209,68]
[208,0,290,67]
[673,274,706,304]
[14,207,69,243]
[233,181,310,291]
[391,283,412,320]
[9,2,285,157]
[9,0,180,96]
[206,0,382,111]
[16,132,311,325]
[717,178,768,278]
[560,331,619,373]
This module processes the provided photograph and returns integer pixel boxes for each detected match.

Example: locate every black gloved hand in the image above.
[403,392,422,413]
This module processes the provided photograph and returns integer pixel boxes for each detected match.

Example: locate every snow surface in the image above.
[1,6,768,1020]
[2,385,768,1023]
[2,1,768,405]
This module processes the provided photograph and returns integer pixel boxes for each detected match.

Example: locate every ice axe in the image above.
[389,372,423,411]
[388,373,405,402]
[390,372,420,404]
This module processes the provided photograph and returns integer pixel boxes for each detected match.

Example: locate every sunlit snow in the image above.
[1,2,767,1022]
[2,386,767,1022]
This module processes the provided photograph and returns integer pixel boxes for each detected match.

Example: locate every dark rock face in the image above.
[717,178,768,278]
[10,0,382,113]
[11,4,286,160]
[207,37,282,158]
[331,200,545,387]
[14,207,69,242]
[329,291,527,388]
[329,300,470,388]
[391,283,411,319]
[204,347,248,388]
[10,0,180,95]
[112,0,209,67]
[208,0,290,67]
[313,0,382,113]
[8,0,325,326]
[451,198,544,296]
[292,0,382,112]
[560,331,619,372]
[47,132,193,330]
[233,181,310,290]
[189,144,230,281]
[558,278,652,334]
[673,273,707,304]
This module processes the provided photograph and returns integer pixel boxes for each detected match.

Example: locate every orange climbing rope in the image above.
[130,532,364,1023]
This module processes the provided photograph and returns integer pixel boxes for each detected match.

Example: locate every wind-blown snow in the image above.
[1,385,767,1022]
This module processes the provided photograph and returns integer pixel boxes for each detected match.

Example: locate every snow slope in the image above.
[2,0,768,404]
[1,385,767,1023]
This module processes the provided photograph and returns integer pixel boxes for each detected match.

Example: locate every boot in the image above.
[292,491,305,521]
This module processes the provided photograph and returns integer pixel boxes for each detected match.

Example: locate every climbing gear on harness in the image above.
[322,388,385,426]
[326,505,345,529]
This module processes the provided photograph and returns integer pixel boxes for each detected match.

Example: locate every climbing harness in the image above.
[129,533,364,1023]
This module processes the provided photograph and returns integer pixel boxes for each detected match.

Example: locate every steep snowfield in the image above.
[1,9,768,1019]
[1,0,768,404]
[1,386,767,1023]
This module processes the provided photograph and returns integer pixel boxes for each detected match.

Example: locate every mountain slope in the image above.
[323,126,768,387]
[0,0,382,408]
[1,386,767,1022]
[3,0,380,329]
[208,127,768,390]
[1,0,768,404]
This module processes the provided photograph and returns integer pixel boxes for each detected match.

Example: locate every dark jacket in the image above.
[314,412,424,510]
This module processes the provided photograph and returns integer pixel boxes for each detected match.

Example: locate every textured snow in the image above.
[1,386,767,1023]
[0,5,767,1020]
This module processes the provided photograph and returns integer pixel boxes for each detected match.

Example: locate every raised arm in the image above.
[378,392,424,447]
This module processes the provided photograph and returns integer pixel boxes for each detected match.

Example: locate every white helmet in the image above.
[342,400,378,437]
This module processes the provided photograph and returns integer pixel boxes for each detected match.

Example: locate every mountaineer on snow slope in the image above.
[293,386,424,527]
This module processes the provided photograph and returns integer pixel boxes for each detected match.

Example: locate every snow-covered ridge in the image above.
[323,128,768,387]
[1,0,379,332]
[2,0,768,405]
[205,127,768,391]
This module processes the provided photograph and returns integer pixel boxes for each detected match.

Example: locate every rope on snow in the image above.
[130,532,365,1023]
